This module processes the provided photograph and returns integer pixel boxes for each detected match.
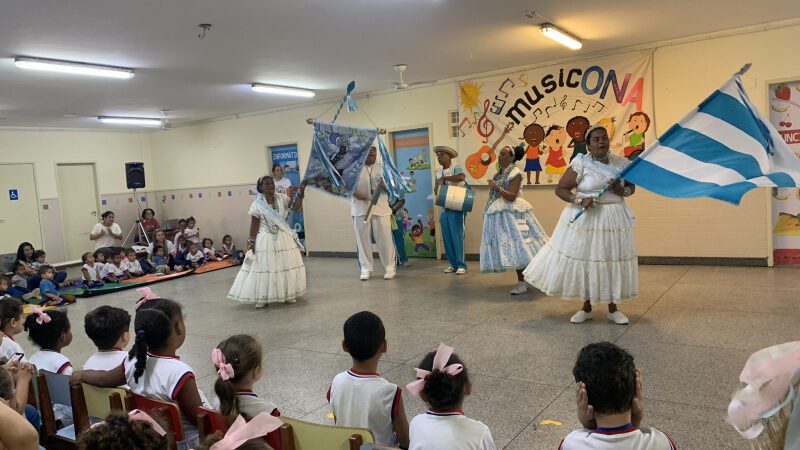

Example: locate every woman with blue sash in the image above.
[228,176,306,307]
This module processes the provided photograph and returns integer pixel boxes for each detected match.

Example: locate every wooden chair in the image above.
[130,393,182,450]
[197,407,283,450]
[37,371,90,450]
[81,384,130,419]
[278,416,374,450]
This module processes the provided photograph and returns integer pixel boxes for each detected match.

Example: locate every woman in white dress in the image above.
[227,176,306,307]
[523,125,637,324]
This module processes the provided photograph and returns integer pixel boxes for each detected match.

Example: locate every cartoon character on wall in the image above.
[402,208,412,231]
[522,123,545,185]
[410,223,430,254]
[426,208,435,237]
[408,171,417,192]
[623,112,651,160]
[566,116,590,162]
[543,125,569,184]
[597,117,620,154]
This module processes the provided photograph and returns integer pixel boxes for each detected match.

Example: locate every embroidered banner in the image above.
[302,122,379,197]
[457,51,654,185]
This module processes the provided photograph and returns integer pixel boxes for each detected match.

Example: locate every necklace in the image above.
[591,154,610,164]
[265,195,278,210]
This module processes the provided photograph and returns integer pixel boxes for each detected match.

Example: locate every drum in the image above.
[435,185,475,212]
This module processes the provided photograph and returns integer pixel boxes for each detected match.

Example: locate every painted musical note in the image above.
[498,78,515,98]
[477,99,495,143]
[571,99,583,111]
[544,97,558,118]
[531,108,543,122]
[594,101,606,112]
[517,73,529,87]
[458,116,473,137]
[559,95,568,110]
[490,95,506,115]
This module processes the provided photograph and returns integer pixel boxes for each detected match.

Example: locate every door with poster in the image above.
[391,128,436,258]
[269,144,304,243]
[769,80,800,264]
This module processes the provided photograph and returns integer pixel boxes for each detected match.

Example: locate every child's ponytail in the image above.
[213,335,263,424]
[129,308,172,384]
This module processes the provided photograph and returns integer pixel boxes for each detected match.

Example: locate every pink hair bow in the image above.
[29,306,51,325]
[210,412,283,450]
[212,348,235,381]
[90,409,167,436]
[406,343,463,397]
[135,287,159,310]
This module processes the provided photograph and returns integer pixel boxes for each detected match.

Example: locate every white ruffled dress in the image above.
[523,153,638,304]
[228,193,306,306]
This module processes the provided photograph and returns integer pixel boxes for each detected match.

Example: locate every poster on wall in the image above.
[457,51,655,185]
[392,128,436,258]
[270,144,305,237]
[769,80,800,264]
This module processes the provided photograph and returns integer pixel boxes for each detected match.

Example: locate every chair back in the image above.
[81,384,130,419]
[131,393,184,442]
[279,416,374,450]
[41,370,71,407]
[37,372,89,448]
[197,408,283,450]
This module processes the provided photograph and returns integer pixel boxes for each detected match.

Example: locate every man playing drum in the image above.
[434,146,469,275]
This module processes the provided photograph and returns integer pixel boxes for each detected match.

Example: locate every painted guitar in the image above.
[464,123,514,179]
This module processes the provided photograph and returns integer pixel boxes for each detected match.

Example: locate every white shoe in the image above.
[510,281,529,295]
[401,261,411,267]
[570,310,594,323]
[607,311,629,325]
[384,271,396,280]
[360,272,371,281]
[443,267,456,273]
[455,268,467,275]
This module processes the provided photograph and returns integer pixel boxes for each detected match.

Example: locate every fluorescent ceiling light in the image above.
[251,83,315,98]
[98,116,162,127]
[14,56,135,79]
[540,23,582,50]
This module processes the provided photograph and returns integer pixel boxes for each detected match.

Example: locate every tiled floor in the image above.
[27,258,800,449]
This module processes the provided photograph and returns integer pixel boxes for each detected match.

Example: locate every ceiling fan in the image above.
[390,64,436,90]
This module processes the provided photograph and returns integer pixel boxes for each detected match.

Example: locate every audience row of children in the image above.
[0,288,679,450]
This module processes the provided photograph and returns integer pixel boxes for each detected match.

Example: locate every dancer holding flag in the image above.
[228,175,306,307]
[523,125,638,324]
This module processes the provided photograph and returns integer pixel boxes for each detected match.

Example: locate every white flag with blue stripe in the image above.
[623,71,800,205]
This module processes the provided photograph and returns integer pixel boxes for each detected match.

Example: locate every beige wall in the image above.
[6,23,800,262]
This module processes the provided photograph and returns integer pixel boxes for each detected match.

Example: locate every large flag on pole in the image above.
[622,66,800,205]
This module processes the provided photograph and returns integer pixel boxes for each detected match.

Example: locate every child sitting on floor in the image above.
[407,344,495,450]
[183,242,206,268]
[101,251,128,283]
[183,217,200,245]
[202,238,223,261]
[83,305,130,372]
[221,234,242,261]
[38,265,73,307]
[27,307,74,427]
[328,311,409,448]
[29,250,47,270]
[173,219,188,253]
[148,245,172,275]
[81,252,103,288]
[564,342,675,449]
[123,248,145,277]
[0,277,38,302]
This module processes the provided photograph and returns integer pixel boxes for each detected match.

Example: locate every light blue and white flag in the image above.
[623,69,800,205]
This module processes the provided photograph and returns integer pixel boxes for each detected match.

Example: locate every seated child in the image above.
[38,265,73,307]
[71,296,209,450]
[93,249,107,267]
[221,234,242,261]
[10,263,30,295]
[77,410,167,450]
[0,297,26,362]
[81,252,103,288]
[407,344,495,450]
[0,277,38,303]
[100,251,128,283]
[83,306,130,372]
[148,245,172,275]
[29,250,47,270]
[212,335,280,421]
[173,219,188,252]
[183,217,200,245]
[26,308,74,427]
[183,242,206,268]
[564,342,675,450]
[202,238,223,261]
[123,249,145,277]
[328,311,409,448]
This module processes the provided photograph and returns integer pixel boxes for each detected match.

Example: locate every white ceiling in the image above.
[1,0,799,129]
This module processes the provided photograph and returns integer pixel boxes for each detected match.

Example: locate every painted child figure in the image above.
[544,125,569,184]
[434,146,468,275]
[328,311,409,448]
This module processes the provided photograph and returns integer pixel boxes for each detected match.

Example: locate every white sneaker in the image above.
[401,261,411,267]
[510,281,529,295]
[384,271,396,280]
[443,267,456,273]
[570,310,594,323]
[360,272,371,281]
[607,311,629,325]
[455,268,467,275]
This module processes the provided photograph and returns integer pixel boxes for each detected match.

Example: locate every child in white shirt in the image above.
[26,308,74,427]
[123,249,145,277]
[407,344,496,450]
[80,252,103,288]
[83,305,130,372]
[0,297,26,363]
[201,238,223,261]
[328,312,409,448]
[184,243,206,268]
[183,217,200,244]
[221,234,242,261]
[563,342,675,450]
[100,251,128,283]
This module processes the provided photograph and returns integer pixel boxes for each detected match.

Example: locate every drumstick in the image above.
[363,184,384,223]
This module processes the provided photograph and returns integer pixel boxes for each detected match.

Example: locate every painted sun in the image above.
[459,81,481,113]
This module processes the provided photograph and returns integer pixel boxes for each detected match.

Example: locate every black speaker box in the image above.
[125,162,146,189]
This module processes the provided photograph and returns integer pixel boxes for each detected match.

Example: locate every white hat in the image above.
[434,146,458,157]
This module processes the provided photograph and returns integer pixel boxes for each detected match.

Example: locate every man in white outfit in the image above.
[352,147,396,281]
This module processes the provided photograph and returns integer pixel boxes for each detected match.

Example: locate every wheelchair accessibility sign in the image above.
[8,189,18,201]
